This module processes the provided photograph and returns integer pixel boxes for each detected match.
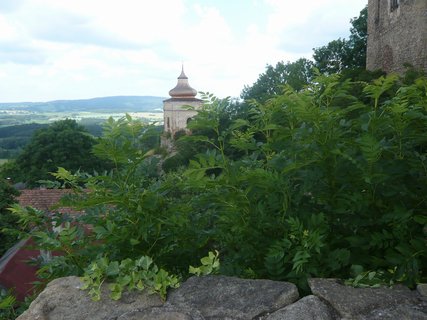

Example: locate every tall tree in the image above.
[241,58,314,102]
[313,6,367,73]
[1,119,109,187]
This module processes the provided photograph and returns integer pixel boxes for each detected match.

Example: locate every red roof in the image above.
[0,238,39,301]
[0,189,82,301]
[17,189,81,214]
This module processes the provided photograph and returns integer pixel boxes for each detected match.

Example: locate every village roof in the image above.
[0,189,84,300]
[0,238,39,301]
[17,189,80,215]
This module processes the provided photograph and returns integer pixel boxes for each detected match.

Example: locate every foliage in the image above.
[243,6,368,104]
[81,255,179,301]
[189,251,220,276]
[9,204,94,283]
[344,265,395,288]
[0,288,34,320]
[0,124,47,159]
[14,76,427,305]
[0,119,111,187]
[179,74,426,287]
[241,58,315,103]
[0,179,19,256]
[313,6,367,73]
[0,288,16,320]
[162,93,243,172]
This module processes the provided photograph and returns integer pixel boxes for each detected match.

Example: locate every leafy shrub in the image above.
[0,180,19,256]
[14,76,427,302]
[81,256,179,301]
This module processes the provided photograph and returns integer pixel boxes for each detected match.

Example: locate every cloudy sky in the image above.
[0,0,367,102]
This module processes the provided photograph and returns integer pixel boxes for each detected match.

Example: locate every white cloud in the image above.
[0,0,368,102]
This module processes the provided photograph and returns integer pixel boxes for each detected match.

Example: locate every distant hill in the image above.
[0,96,166,113]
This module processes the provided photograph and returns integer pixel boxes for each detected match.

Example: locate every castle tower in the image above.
[163,67,203,136]
[366,0,427,73]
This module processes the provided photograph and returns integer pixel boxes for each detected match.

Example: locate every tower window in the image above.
[167,117,170,129]
[390,0,399,11]
[375,0,380,24]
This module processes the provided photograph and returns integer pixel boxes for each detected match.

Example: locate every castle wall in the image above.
[367,0,427,73]
[163,99,202,136]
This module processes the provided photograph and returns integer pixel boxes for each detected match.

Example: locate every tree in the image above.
[313,6,367,73]
[0,179,19,256]
[1,119,110,187]
[241,58,314,103]
[243,6,368,102]
[347,5,368,68]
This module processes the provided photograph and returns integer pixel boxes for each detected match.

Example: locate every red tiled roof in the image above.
[17,189,81,214]
[0,189,84,300]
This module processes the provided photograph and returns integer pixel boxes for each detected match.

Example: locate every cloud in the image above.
[20,0,188,49]
[264,0,367,52]
[0,0,369,101]
[0,14,46,65]
[0,41,46,64]
[19,7,142,49]
[0,0,25,13]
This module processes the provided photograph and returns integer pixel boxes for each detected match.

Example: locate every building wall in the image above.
[163,99,202,136]
[367,0,427,73]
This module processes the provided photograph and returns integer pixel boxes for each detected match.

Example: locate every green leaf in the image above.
[359,134,381,164]
[130,238,140,246]
[109,283,123,300]
[106,261,120,276]
[136,256,153,270]
[93,226,107,236]
[413,215,427,225]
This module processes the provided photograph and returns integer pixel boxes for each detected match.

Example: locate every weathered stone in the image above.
[363,304,427,320]
[309,278,427,320]
[16,276,163,320]
[367,0,427,74]
[265,295,336,320]
[167,275,299,320]
[18,276,427,320]
[418,284,427,298]
[117,306,205,320]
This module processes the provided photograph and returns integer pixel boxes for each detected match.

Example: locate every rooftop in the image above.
[17,189,81,215]
[168,66,198,99]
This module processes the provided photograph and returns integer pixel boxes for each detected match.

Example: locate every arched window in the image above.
[167,117,170,129]
[186,117,192,125]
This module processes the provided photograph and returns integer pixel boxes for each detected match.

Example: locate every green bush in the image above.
[0,179,19,256]
[15,75,427,299]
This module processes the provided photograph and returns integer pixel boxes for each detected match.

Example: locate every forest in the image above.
[0,113,162,160]
[0,5,426,319]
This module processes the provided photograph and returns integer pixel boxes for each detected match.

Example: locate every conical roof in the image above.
[168,67,197,98]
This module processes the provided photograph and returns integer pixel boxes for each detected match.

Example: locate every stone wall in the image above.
[163,99,202,136]
[367,0,427,73]
[17,276,427,320]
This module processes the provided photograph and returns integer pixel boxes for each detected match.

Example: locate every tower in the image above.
[366,0,427,73]
[163,67,203,136]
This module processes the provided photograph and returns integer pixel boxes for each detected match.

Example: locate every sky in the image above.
[0,0,367,102]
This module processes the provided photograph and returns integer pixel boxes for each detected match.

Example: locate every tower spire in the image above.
[169,66,195,97]
[179,63,187,79]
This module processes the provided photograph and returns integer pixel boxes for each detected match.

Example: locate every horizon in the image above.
[0,95,169,105]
